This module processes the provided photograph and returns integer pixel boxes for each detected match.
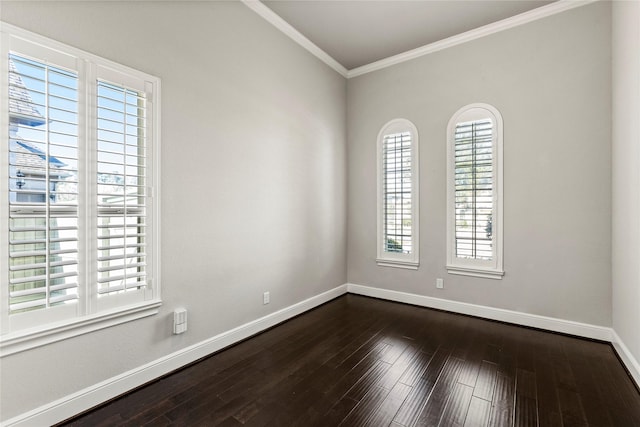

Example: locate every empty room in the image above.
[1,0,639,425]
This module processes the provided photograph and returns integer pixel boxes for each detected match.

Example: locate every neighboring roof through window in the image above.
[8,58,46,127]
[9,57,66,170]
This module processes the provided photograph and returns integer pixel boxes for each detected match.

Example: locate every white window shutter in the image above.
[96,80,149,296]
[8,54,80,315]
[376,119,419,270]
[447,104,504,279]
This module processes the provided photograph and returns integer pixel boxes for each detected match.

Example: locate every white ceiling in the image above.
[262,0,554,70]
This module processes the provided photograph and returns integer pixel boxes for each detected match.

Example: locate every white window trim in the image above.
[446,103,503,279]
[376,118,419,270]
[0,301,162,356]
[0,22,162,356]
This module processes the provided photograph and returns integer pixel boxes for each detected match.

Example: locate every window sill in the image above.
[376,259,419,270]
[0,300,162,357]
[446,265,504,279]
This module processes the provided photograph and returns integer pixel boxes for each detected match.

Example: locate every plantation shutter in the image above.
[454,118,493,260]
[8,54,80,314]
[383,131,413,254]
[96,79,149,296]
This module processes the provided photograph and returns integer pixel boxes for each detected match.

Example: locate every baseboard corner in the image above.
[611,330,640,390]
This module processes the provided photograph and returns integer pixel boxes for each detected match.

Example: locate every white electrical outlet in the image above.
[436,278,444,289]
[263,291,270,305]
[173,308,187,334]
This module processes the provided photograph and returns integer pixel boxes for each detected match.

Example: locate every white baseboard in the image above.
[5,282,637,426]
[346,283,613,341]
[347,283,639,389]
[2,284,348,427]
[612,330,640,388]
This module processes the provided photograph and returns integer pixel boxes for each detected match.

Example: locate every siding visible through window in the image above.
[8,54,80,314]
[96,81,148,296]
[1,24,162,350]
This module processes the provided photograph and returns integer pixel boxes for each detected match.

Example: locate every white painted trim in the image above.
[1,284,348,427]
[243,0,596,79]
[446,265,504,280]
[446,103,504,279]
[0,301,162,357]
[0,22,158,81]
[347,0,598,79]
[245,0,597,79]
[6,283,636,426]
[346,283,612,341]
[376,118,420,268]
[376,259,419,270]
[0,22,163,355]
[612,330,640,389]
[350,282,639,390]
[241,1,348,78]
[347,0,597,78]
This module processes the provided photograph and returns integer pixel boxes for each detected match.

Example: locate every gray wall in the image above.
[0,1,347,420]
[1,0,626,422]
[347,2,612,326]
[612,0,640,370]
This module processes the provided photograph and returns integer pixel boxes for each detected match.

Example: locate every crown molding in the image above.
[242,0,349,78]
[348,0,598,78]
[242,0,598,80]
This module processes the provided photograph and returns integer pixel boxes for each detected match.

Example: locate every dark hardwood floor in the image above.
[60,294,640,427]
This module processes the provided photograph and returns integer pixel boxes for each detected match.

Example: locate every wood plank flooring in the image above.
[59,295,640,427]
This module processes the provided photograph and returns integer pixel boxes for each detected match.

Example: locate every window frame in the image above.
[0,22,161,356]
[376,118,420,270]
[446,103,503,279]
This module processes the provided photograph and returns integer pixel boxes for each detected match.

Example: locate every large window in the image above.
[377,119,419,269]
[1,24,161,355]
[446,103,503,279]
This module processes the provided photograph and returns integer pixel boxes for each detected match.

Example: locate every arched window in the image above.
[377,119,419,269]
[446,104,503,278]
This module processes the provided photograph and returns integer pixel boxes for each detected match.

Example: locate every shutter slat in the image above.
[97,243,144,251]
[97,271,145,284]
[10,281,77,298]
[9,274,47,285]
[97,233,145,240]
[98,261,145,273]
[9,259,77,271]
[98,252,146,262]
[97,282,145,294]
